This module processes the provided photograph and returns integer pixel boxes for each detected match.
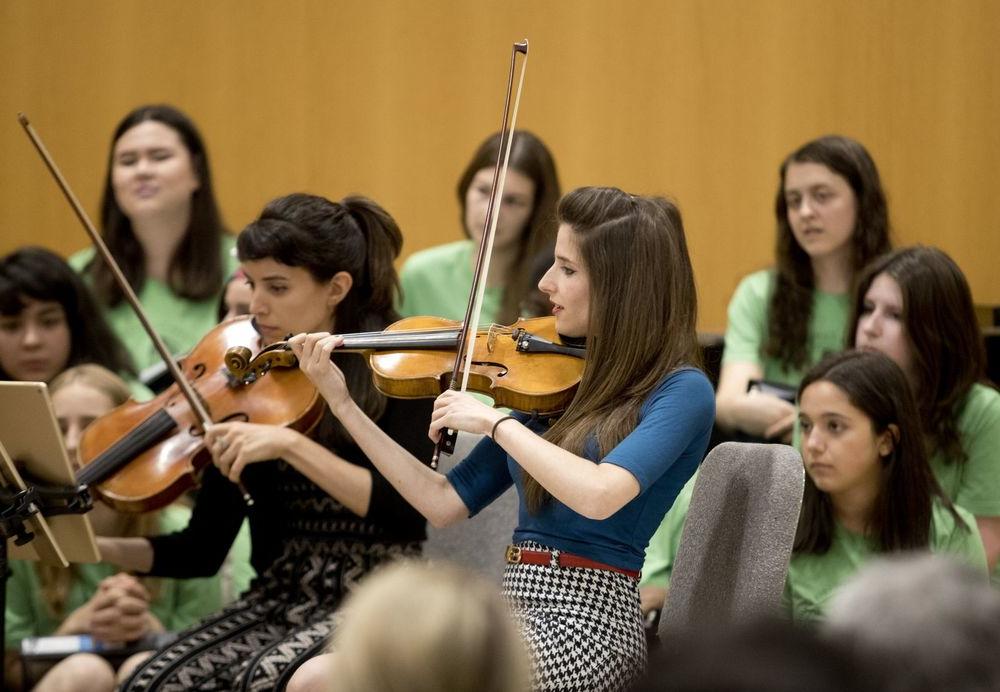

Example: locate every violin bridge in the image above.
[487,324,499,353]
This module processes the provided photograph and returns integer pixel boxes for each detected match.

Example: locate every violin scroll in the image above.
[226,343,298,384]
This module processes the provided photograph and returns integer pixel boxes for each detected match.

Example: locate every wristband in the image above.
[490,415,516,441]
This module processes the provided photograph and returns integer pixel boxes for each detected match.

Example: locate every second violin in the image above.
[226,315,585,416]
[76,316,322,513]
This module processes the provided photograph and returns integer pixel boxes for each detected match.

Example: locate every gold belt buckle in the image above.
[505,545,522,564]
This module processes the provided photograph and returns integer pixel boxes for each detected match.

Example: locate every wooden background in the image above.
[2,0,997,331]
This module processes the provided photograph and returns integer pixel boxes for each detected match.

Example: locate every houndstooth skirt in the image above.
[502,541,647,692]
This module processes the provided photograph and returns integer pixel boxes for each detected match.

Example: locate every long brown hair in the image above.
[794,351,958,555]
[87,104,229,306]
[766,135,891,371]
[38,365,161,618]
[237,193,404,440]
[524,187,701,511]
[850,246,986,465]
[456,130,561,324]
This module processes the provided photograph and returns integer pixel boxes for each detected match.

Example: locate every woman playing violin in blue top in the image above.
[291,186,715,692]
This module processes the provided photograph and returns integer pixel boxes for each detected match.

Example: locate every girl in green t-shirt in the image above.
[70,105,236,377]
[0,247,135,386]
[716,136,892,442]
[787,350,985,622]
[852,246,1000,575]
[397,130,561,326]
[4,365,221,692]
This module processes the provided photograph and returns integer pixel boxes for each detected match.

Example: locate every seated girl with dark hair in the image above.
[0,246,140,394]
[852,246,1000,579]
[786,350,986,622]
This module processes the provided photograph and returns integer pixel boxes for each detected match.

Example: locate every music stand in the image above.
[0,381,98,686]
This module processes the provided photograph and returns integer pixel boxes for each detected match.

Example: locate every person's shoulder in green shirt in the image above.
[784,500,986,624]
[398,239,502,325]
[70,236,237,373]
[722,269,849,387]
[640,474,695,590]
[398,240,474,319]
[722,269,773,370]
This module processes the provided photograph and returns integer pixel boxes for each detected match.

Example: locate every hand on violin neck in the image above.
[288,331,352,414]
[429,390,507,443]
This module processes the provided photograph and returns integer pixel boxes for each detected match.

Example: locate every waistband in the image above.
[505,544,640,580]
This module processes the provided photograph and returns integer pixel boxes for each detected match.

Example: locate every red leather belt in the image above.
[505,545,640,580]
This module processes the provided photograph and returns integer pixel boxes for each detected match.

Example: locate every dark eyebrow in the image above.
[816,412,850,421]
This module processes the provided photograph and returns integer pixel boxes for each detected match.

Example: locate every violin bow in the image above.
[433,39,529,467]
[17,113,254,505]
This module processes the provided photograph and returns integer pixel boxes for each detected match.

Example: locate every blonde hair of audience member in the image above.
[715,135,891,441]
[824,554,1000,692]
[39,365,161,616]
[328,561,529,692]
[21,365,162,692]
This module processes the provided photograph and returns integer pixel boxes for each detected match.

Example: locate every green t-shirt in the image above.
[783,501,987,623]
[722,270,850,386]
[640,474,695,589]
[69,236,238,374]
[398,240,503,326]
[926,384,1000,586]
[930,384,1000,517]
[4,505,223,649]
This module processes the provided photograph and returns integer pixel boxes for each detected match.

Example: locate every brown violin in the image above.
[226,315,586,417]
[76,317,323,513]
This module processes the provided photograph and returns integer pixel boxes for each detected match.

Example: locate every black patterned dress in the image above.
[120,398,434,692]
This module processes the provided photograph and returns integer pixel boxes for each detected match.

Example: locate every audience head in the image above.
[0,247,134,382]
[43,364,155,614]
[852,245,984,463]
[218,268,251,322]
[776,135,890,271]
[767,135,891,370]
[328,560,529,692]
[49,364,132,466]
[531,186,699,510]
[93,103,227,305]
[795,349,941,554]
[825,553,1000,692]
[634,617,878,692]
[457,130,561,323]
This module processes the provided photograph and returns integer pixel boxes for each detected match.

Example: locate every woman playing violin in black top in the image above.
[98,193,433,691]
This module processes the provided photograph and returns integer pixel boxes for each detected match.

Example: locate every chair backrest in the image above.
[658,442,804,635]
[423,432,518,582]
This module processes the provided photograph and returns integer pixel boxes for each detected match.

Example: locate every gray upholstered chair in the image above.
[424,432,518,582]
[658,442,804,635]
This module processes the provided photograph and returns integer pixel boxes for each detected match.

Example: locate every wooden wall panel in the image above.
[2,0,997,331]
